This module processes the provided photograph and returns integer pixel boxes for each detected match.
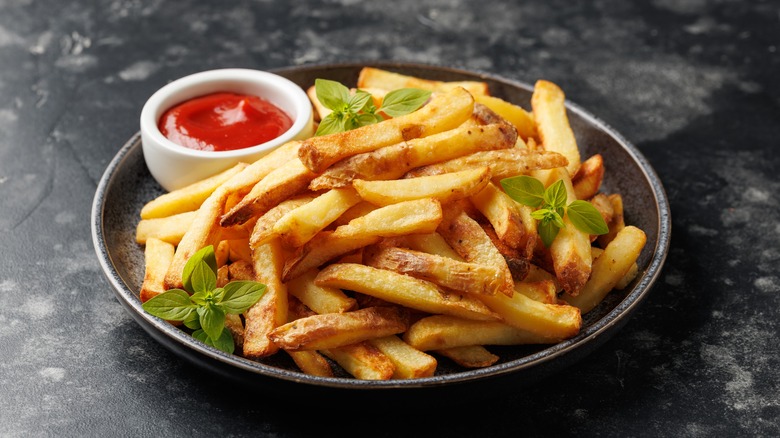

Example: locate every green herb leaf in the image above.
[198,304,225,341]
[544,180,568,209]
[379,88,432,117]
[538,219,560,248]
[315,112,344,136]
[192,328,235,354]
[315,78,350,111]
[182,246,217,293]
[188,260,217,294]
[347,90,373,114]
[356,112,383,127]
[220,281,267,314]
[500,175,545,207]
[567,200,609,235]
[183,311,201,330]
[142,289,195,321]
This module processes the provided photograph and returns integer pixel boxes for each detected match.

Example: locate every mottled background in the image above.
[1,0,778,436]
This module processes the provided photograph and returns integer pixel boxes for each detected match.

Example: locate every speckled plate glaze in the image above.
[91,62,671,403]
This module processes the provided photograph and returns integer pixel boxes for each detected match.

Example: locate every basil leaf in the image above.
[182,246,217,293]
[544,180,568,209]
[188,260,216,294]
[355,112,382,128]
[183,311,201,330]
[379,88,431,117]
[210,329,235,354]
[315,112,344,136]
[538,219,560,247]
[315,78,350,111]
[189,290,208,306]
[530,208,550,221]
[192,329,208,343]
[500,176,545,207]
[551,210,566,229]
[220,281,267,314]
[567,200,609,235]
[142,289,194,321]
[198,304,225,341]
[347,90,373,114]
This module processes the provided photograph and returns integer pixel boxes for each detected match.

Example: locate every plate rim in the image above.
[91,61,672,390]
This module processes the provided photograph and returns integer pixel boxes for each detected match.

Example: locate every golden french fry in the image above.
[286,268,358,314]
[533,167,592,296]
[273,187,362,247]
[615,262,639,290]
[330,201,378,227]
[435,345,498,368]
[298,86,475,173]
[532,79,581,176]
[243,237,288,359]
[163,189,226,290]
[474,94,537,141]
[470,182,527,251]
[514,280,559,304]
[598,193,625,247]
[404,148,568,180]
[227,259,254,281]
[316,263,498,321]
[309,123,516,190]
[354,167,490,207]
[572,154,604,200]
[220,158,316,227]
[363,245,505,296]
[282,198,443,281]
[564,225,647,313]
[320,342,395,380]
[135,210,196,245]
[227,238,252,263]
[268,306,409,351]
[139,238,175,303]
[404,315,563,351]
[217,140,302,197]
[140,162,247,219]
[247,194,317,249]
[400,232,463,260]
[357,66,490,96]
[436,205,515,297]
[368,335,437,379]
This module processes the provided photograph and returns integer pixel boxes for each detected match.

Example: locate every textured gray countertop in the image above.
[1,1,778,436]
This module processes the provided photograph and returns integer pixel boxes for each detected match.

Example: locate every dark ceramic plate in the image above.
[91,62,671,403]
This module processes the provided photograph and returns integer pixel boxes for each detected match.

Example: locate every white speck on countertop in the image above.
[39,367,66,383]
[118,60,160,81]
[754,276,780,293]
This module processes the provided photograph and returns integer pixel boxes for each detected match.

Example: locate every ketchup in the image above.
[158,92,293,152]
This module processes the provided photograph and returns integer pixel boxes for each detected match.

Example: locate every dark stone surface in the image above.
[1,0,778,436]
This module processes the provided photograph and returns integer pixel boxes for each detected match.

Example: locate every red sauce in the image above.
[158,92,293,152]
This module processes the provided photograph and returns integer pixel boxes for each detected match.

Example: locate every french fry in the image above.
[283,298,336,377]
[357,66,490,96]
[220,158,316,227]
[598,193,625,247]
[572,154,604,200]
[135,211,196,245]
[139,238,175,302]
[533,167,592,296]
[227,238,252,263]
[436,205,515,297]
[404,148,568,180]
[401,232,463,261]
[286,268,358,314]
[368,335,437,379]
[479,222,530,282]
[140,162,247,219]
[268,306,409,351]
[354,167,491,207]
[435,346,499,368]
[273,187,362,247]
[227,259,254,281]
[330,201,378,227]
[282,198,443,281]
[363,245,505,296]
[243,237,288,358]
[563,225,647,313]
[404,315,563,351]
[309,123,516,190]
[315,263,499,321]
[470,182,527,251]
[217,140,302,197]
[247,194,317,249]
[298,86,475,173]
[474,94,538,141]
[320,342,395,380]
[163,189,226,290]
[215,240,230,267]
[531,79,581,176]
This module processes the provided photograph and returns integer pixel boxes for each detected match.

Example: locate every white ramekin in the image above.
[140,68,313,192]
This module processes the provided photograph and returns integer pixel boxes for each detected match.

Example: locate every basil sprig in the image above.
[142,245,266,354]
[314,78,431,136]
[500,176,609,247]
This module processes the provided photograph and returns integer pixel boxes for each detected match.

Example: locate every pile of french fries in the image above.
[135,66,647,380]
